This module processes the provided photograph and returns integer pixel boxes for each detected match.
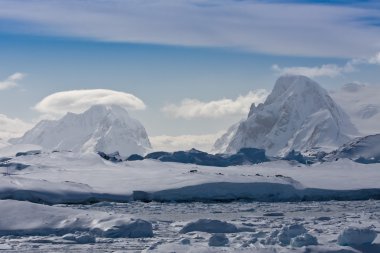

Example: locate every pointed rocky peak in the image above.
[248,103,256,118]
[265,75,327,106]
[214,75,358,156]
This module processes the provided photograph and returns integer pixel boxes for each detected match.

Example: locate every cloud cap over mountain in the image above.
[34,89,146,119]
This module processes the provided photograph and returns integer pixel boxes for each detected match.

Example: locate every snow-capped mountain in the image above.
[214,75,358,156]
[10,105,151,157]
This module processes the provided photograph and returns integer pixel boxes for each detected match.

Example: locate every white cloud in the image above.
[0,0,380,57]
[272,51,380,78]
[150,133,222,153]
[162,89,269,119]
[0,72,25,90]
[346,51,380,66]
[330,83,380,135]
[368,52,380,64]
[272,63,354,78]
[34,89,146,119]
[0,114,32,140]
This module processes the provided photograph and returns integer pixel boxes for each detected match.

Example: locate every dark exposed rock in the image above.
[0,162,30,170]
[15,150,41,157]
[283,150,312,165]
[97,151,123,163]
[0,157,12,163]
[126,154,144,161]
[142,148,269,167]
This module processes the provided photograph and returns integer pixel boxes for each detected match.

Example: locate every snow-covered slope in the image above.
[326,134,380,163]
[10,105,151,157]
[212,122,240,154]
[215,75,358,156]
[1,151,380,204]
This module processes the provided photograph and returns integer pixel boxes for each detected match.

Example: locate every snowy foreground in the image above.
[0,199,379,252]
[0,150,380,252]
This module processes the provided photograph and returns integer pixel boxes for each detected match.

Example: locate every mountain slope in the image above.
[212,122,240,154]
[215,75,358,156]
[326,134,380,163]
[10,105,151,157]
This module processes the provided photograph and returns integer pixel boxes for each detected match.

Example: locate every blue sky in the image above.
[0,0,379,150]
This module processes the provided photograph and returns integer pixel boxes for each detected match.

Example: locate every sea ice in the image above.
[337,227,377,246]
[180,219,238,234]
[208,233,229,247]
[290,233,318,247]
[0,200,153,238]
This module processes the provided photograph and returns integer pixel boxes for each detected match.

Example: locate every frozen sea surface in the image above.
[0,152,379,252]
[1,200,379,252]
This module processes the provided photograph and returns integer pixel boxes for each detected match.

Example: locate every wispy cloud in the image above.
[271,63,353,78]
[0,0,380,57]
[34,89,146,119]
[272,51,380,78]
[162,90,269,119]
[0,72,25,90]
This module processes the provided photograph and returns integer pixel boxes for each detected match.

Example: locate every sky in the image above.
[0,0,380,151]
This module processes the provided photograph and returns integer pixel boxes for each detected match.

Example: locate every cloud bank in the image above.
[0,114,32,140]
[34,89,146,118]
[0,0,380,57]
[330,82,380,135]
[150,133,222,153]
[162,90,269,119]
[0,72,25,90]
